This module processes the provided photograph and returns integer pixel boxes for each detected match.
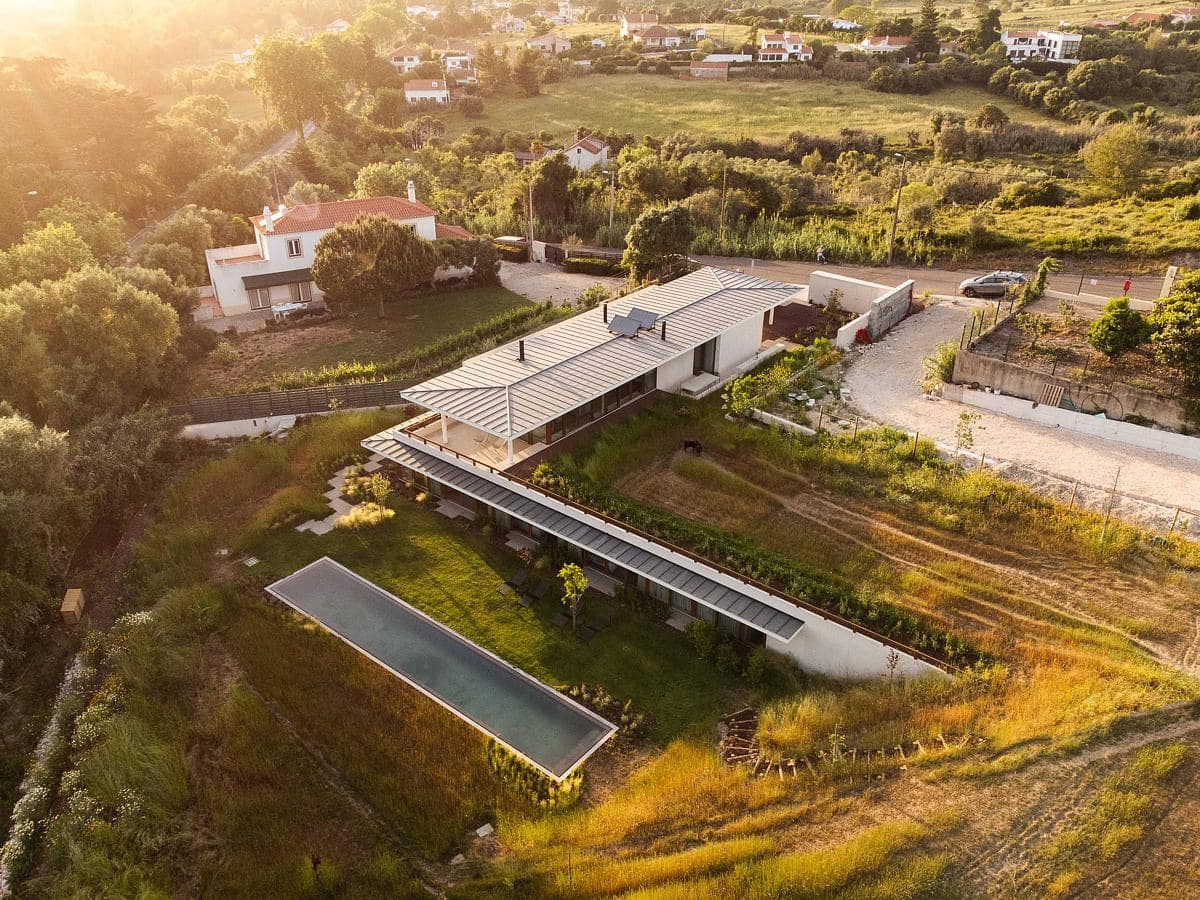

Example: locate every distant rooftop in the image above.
[255,196,435,235]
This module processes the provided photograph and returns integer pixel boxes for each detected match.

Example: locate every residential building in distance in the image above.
[325,18,352,33]
[758,32,813,62]
[404,79,451,103]
[1171,7,1200,23]
[527,32,572,55]
[449,67,479,85]
[563,136,609,171]
[859,35,913,53]
[441,47,476,69]
[493,14,527,32]
[620,11,659,38]
[1000,29,1082,63]
[703,52,753,63]
[1124,11,1165,25]
[633,25,683,48]
[202,191,459,320]
[390,47,422,72]
[690,59,729,79]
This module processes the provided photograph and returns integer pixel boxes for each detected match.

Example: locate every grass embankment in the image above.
[444,75,1050,142]
[546,396,1199,768]
[186,286,537,396]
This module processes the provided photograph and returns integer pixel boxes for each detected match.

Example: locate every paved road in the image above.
[842,299,1200,534]
[698,256,1166,306]
[128,121,317,251]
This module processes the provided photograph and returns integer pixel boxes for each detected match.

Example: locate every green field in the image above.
[868,0,1181,28]
[186,285,531,396]
[451,75,1057,142]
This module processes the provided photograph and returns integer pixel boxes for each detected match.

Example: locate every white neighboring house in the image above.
[1171,7,1200,23]
[405,79,451,103]
[494,14,527,32]
[591,37,607,48]
[1000,29,1082,63]
[859,35,913,53]
[325,18,352,33]
[527,32,572,55]
[704,52,753,62]
[632,25,683,48]
[406,4,440,16]
[563,136,609,171]
[442,49,475,69]
[202,191,467,320]
[390,47,423,72]
[830,18,862,30]
[620,11,659,38]
[758,32,814,62]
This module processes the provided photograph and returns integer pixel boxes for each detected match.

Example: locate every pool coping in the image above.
[264,556,618,781]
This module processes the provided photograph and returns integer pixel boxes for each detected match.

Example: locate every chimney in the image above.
[602,303,608,322]
[262,205,274,233]
[661,320,667,341]
[518,339,525,361]
[406,179,417,203]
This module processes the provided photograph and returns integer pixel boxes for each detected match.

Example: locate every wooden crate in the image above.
[60,588,85,625]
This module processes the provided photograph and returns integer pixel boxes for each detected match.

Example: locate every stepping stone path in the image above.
[295,454,386,536]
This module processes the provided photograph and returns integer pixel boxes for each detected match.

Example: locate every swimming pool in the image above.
[265,557,616,780]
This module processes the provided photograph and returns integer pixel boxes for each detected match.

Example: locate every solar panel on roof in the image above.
[607,314,640,337]
[628,307,658,329]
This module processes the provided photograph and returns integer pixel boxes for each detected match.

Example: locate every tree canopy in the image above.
[252,35,344,135]
[1148,270,1200,379]
[622,205,696,280]
[1080,124,1152,196]
[311,215,440,318]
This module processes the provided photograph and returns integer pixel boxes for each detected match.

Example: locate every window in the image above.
[286,238,302,257]
[288,281,313,303]
[248,287,271,310]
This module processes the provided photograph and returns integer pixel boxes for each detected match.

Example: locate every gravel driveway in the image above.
[844,301,1200,534]
[501,261,625,306]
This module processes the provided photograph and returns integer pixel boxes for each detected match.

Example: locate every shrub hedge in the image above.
[563,255,624,276]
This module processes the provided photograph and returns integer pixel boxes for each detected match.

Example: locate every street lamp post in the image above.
[605,168,616,233]
[887,152,907,266]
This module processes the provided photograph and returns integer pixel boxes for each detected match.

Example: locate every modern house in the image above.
[1000,29,1082,63]
[202,190,458,320]
[859,35,913,53]
[620,11,659,38]
[360,266,944,680]
[404,79,451,103]
[690,60,729,79]
[758,32,813,62]
[633,25,683,48]
[527,32,572,55]
[563,136,609,171]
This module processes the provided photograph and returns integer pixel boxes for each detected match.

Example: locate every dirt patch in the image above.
[500,261,625,306]
[764,301,849,343]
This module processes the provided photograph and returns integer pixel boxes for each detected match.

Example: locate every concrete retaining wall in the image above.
[945,384,1200,462]
[812,271,912,348]
[953,348,1185,430]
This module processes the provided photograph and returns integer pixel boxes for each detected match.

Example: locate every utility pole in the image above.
[607,168,615,232]
[887,152,907,266]
[718,163,728,244]
[527,178,535,250]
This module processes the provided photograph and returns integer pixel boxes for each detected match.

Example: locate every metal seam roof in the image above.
[365,437,803,640]
[401,267,803,439]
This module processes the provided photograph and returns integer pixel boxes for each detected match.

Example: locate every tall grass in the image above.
[557,836,774,897]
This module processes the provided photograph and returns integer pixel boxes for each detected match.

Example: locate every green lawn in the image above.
[247,498,742,744]
[449,75,1056,142]
[187,285,531,396]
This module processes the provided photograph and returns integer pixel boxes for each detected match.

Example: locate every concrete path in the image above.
[296,455,383,536]
[842,300,1200,533]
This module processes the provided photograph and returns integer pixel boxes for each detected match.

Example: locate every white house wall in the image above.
[808,271,889,314]
[716,315,766,376]
[656,350,694,391]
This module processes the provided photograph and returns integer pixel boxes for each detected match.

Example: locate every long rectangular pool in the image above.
[265,557,616,779]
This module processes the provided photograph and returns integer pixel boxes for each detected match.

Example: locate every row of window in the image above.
[247,281,313,310]
[517,370,657,446]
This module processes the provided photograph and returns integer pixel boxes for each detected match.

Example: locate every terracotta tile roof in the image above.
[1125,11,1163,22]
[436,223,473,239]
[865,35,912,47]
[568,136,607,154]
[623,12,658,22]
[405,79,448,91]
[255,197,435,235]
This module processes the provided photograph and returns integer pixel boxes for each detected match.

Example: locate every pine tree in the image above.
[913,0,941,57]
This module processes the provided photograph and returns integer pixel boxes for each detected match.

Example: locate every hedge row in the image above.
[494,242,528,262]
[563,255,624,276]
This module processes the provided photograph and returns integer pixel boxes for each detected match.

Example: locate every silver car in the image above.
[959,271,1027,298]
